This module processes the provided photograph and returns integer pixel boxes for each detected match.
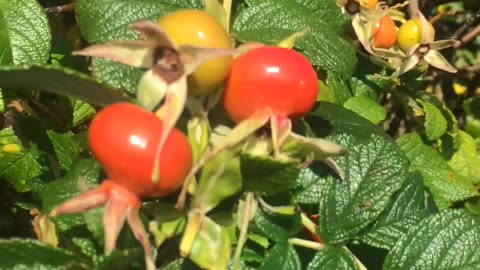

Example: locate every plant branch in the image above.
[408,0,420,19]
[450,9,480,40]
[453,23,480,48]
[233,193,255,270]
[44,4,74,14]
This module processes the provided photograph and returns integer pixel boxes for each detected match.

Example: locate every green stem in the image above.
[233,193,255,270]
[288,238,326,251]
[300,212,318,236]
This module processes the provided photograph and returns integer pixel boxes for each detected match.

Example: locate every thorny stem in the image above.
[233,193,255,270]
[44,4,74,14]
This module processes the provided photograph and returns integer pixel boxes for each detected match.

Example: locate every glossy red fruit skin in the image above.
[223,46,318,123]
[88,103,193,198]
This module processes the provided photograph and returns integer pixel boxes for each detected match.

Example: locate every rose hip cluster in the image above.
[51,8,323,269]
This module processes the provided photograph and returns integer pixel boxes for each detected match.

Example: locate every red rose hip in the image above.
[88,102,193,198]
[223,46,318,123]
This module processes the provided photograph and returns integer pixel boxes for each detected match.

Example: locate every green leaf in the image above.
[75,0,203,93]
[418,100,448,141]
[259,243,301,270]
[233,0,356,76]
[324,73,352,104]
[0,238,91,269]
[40,159,100,231]
[189,216,231,270]
[359,172,431,249]
[384,210,480,270]
[254,208,302,243]
[304,102,409,244]
[417,93,458,133]
[350,76,385,100]
[306,246,358,270]
[343,96,386,124]
[397,133,478,209]
[92,59,143,95]
[445,131,480,184]
[96,248,144,270]
[192,151,242,213]
[241,154,300,196]
[0,0,51,64]
[0,65,129,107]
[46,131,82,171]
[75,0,203,43]
[70,99,96,127]
[71,237,98,261]
[0,127,42,192]
[292,166,325,204]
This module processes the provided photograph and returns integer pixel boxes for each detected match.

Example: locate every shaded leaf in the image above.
[255,208,302,243]
[0,65,128,107]
[46,131,82,171]
[306,246,358,270]
[259,243,301,270]
[0,238,91,269]
[70,99,96,127]
[0,127,42,192]
[241,154,300,196]
[324,73,352,105]
[40,159,100,231]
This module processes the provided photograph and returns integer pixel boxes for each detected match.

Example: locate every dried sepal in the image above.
[72,41,156,68]
[50,180,155,270]
[352,15,375,55]
[270,114,292,157]
[151,77,188,183]
[372,47,405,59]
[31,209,58,247]
[391,54,420,77]
[429,39,460,51]
[178,45,235,75]
[131,20,176,48]
[423,49,457,73]
[418,11,435,44]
